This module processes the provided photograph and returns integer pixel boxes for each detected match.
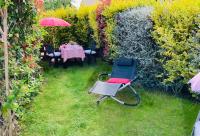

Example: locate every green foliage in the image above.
[1,0,45,118]
[41,6,97,48]
[101,0,156,58]
[88,10,99,46]
[44,0,70,10]
[0,0,12,8]
[152,0,200,93]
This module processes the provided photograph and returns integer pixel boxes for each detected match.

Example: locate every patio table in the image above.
[59,44,85,62]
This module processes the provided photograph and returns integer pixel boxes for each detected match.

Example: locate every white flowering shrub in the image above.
[114,7,163,88]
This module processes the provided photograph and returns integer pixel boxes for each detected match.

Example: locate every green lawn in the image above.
[20,62,200,136]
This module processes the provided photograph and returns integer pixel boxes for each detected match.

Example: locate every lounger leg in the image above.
[110,96,125,105]
[129,85,138,95]
[97,95,108,105]
[125,85,140,106]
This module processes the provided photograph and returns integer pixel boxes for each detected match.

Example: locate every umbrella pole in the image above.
[49,28,55,49]
[51,28,56,49]
[53,28,56,49]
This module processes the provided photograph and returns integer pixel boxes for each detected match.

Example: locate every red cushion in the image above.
[107,78,131,84]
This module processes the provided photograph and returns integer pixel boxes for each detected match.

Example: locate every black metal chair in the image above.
[44,44,61,65]
[39,45,45,60]
[84,40,97,64]
[89,57,140,106]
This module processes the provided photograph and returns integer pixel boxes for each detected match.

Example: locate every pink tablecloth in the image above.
[59,44,85,62]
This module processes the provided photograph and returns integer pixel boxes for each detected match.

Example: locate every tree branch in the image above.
[0,27,3,35]
[0,9,3,17]
[8,20,15,32]
[0,9,4,35]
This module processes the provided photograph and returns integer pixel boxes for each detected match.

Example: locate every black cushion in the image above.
[117,58,133,66]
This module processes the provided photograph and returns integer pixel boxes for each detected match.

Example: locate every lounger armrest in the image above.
[131,76,140,83]
[98,73,111,80]
[133,76,139,81]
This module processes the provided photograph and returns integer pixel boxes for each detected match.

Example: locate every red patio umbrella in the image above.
[40,17,71,47]
[40,17,71,27]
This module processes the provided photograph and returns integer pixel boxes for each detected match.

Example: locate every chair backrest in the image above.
[44,44,54,54]
[111,57,136,80]
[89,39,96,51]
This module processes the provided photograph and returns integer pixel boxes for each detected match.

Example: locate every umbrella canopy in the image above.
[40,17,71,27]
[189,72,200,93]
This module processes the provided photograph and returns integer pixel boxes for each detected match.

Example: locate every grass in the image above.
[20,62,200,136]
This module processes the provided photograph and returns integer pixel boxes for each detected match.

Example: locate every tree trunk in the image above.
[3,7,9,97]
[2,8,13,136]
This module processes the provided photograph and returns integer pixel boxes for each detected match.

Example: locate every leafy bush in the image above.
[102,0,156,59]
[88,9,99,46]
[95,0,111,57]
[44,0,70,10]
[41,6,97,48]
[114,7,162,88]
[152,0,200,93]
[1,1,45,119]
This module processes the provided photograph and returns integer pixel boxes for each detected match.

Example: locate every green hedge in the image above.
[152,0,200,93]
[102,0,156,58]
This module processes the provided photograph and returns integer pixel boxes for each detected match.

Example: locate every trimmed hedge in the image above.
[102,0,156,59]
[152,0,200,93]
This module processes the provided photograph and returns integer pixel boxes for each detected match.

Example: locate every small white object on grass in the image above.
[194,121,200,136]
